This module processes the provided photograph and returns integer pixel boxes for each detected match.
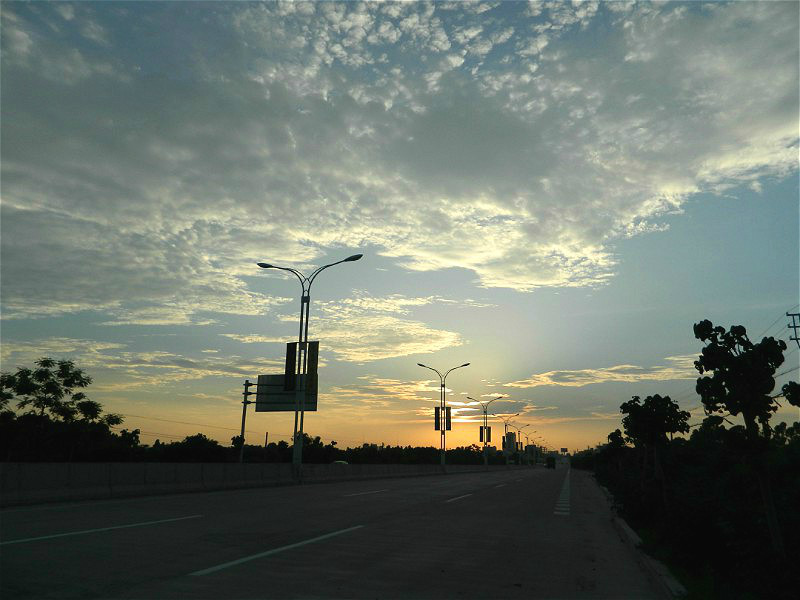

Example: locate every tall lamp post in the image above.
[495,413,519,464]
[511,424,530,464]
[532,435,543,464]
[467,395,503,468]
[257,253,362,471]
[418,362,470,465]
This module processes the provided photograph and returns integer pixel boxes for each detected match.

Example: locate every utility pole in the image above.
[239,380,256,463]
[787,312,800,349]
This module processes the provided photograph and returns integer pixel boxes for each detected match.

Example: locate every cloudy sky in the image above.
[2,1,798,452]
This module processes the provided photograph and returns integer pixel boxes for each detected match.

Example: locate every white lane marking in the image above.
[0,514,203,546]
[343,489,388,497]
[553,468,571,516]
[190,525,365,576]
[494,484,506,488]
[444,493,473,503]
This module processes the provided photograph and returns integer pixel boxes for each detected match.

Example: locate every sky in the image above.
[1,0,798,453]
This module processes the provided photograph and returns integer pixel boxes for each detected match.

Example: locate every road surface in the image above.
[1,463,664,599]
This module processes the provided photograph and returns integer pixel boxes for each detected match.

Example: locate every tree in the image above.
[1,358,93,419]
[620,394,690,448]
[781,381,800,408]
[0,358,125,461]
[620,394,689,513]
[693,319,788,558]
[693,320,786,442]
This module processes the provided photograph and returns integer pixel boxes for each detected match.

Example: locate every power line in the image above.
[755,303,799,339]
[668,309,800,405]
[117,413,271,437]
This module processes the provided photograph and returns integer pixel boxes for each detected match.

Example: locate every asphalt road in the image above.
[1,463,664,599]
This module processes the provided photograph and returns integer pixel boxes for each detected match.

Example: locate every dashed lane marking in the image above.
[444,493,473,503]
[190,525,365,576]
[1,514,203,546]
[343,489,388,497]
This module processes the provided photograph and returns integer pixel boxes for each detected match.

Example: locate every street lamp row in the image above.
[253,253,555,470]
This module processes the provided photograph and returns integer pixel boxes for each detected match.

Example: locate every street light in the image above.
[467,395,504,468]
[494,412,519,465]
[510,424,530,465]
[418,362,470,465]
[257,253,362,472]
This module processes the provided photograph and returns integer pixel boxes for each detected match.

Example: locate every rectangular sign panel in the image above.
[284,343,297,391]
[561,448,568,453]
[254,374,318,412]
[445,406,451,431]
[434,406,441,430]
[306,341,319,397]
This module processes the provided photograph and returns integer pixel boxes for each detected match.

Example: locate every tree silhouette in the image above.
[693,319,788,558]
[0,358,128,460]
[781,380,800,408]
[620,394,689,513]
[1,358,93,419]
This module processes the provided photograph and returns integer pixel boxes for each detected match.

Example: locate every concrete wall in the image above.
[0,462,529,507]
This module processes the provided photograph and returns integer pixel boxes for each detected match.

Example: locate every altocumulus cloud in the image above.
[504,355,698,388]
[235,292,465,362]
[1,2,797,325]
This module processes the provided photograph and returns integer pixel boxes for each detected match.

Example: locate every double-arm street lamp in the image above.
[467,395,504,468]
[418,362,470,465]
[510,424,531,464]
[257,253,362,470]
[495,412,519,464]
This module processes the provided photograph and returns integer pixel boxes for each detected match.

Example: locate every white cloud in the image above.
[0,337,285,391]
[287,293,464,362]
[321,376,441,418]
[505,355,698,388]
[1,0,797,325]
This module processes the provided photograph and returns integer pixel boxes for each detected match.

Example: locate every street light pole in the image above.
[257,253,362,475]
[510,424,530,465]
[418,362,470,466]
[495,413,519,465]
[467,395,503,468]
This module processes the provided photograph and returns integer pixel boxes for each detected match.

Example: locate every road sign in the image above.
[254,374,318,412]
[561,447,568,453]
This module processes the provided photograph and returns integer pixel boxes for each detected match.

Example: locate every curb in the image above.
[599,483,687,599]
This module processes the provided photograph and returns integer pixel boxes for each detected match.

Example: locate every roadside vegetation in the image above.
[572,320,800,599]
[0,358,509,465]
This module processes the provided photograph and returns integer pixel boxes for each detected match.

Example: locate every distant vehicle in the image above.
[546,456,556,469]
[331,460,349,465]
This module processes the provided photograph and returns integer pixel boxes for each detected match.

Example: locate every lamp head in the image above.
[417,363,427,368]
[345,253,363,262]
[461,362,470,367]
[257,263,273,269]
